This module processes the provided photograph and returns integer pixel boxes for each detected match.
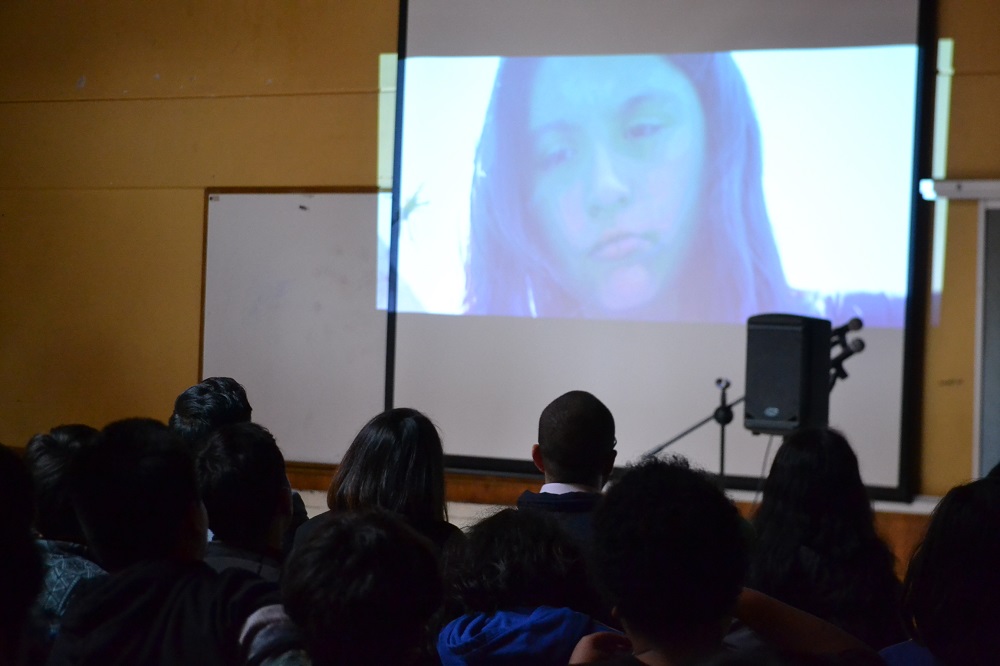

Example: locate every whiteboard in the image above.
[203,192,386,464]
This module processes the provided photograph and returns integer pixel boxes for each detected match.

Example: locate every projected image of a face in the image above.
[465,52,791,323]
[527,56,707,316]
[391,49,915,328]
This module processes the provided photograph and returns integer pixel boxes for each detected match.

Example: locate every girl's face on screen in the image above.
[527,55,706,316]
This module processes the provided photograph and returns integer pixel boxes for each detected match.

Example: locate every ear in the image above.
[531,443,546,474]
[601,449,617,485]
[278,483,294,518]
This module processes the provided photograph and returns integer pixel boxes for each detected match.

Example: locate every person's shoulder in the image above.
[879,640,943,666]
[204,542,282,582]
[518,489,602,512]
[290,511,330,551]
[409,518,464,551]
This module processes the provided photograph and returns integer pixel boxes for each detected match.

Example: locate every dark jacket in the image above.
[515,490,602,552]
[48,559,278,665]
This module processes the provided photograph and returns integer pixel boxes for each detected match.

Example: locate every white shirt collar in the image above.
[539,482,602,495]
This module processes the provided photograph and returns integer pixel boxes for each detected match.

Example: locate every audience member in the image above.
[23,425,106,647]
[196,422,292,582]
[517,390,617,548]
[573,457,881,665]
[881,476,1000,666]
[169,377,253,451]
[169,376,307,554]
[438,508,614,665]
[0,445,45,666]
[294,407,461,551]
[281,509,443,666]
[48,418,278,665]
[748,428,904,650]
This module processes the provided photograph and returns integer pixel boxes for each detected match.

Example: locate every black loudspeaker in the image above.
[744,314,831,435]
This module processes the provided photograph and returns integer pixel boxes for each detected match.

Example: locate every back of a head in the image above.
[0,445,44,653]
[70,418,200,571]
[24,424,99,542]
[442,507,594,617]
[282,509,443,666]
[748,428,899,649]
[902,477,1000,665]
[757,428,869,524]
[538,390,615,484]
[169,377,252,450]
[593,457,747,642]
[751,428,881,569]
[197,422,288,548]
[328,408,445,525]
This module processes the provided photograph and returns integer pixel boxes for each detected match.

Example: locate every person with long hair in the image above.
[464,53,795,323]
[880,477,1000,666]
[293,407,460,552]
[747,428,904,650]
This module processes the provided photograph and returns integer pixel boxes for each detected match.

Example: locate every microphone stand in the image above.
[644,378,744,480]
[646,318,863,480]
[829,360,849,392]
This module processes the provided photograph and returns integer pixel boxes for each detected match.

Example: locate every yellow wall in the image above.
[0,1,993,495]
[920,0,1000,494]
[0,2,395,439]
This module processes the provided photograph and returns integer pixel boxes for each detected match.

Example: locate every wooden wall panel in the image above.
[0,189,205,445]
[939,0,1000,75]
[921,201,979,493]
[0,94,377,189]
[0,1,397,102]
[946,76,1000,176]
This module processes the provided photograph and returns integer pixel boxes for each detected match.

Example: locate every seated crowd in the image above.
[0,380,996,665]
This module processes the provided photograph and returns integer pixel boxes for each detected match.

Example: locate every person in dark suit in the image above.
[516,390,617,550]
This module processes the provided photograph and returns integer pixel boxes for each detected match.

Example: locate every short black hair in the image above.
[282,510,443,666]
[537,390,615,484]
[442,508,598,618]
[24,424,99,542]
[168,377,252,450]
[70,418,200,571]
[196,422,288,547]
[0,445,44,644]
[328,408,446,525]
[593,457,747,640]
[902,477,1000,665]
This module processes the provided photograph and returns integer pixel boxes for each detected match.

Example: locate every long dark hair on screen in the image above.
[465,52,792,323]
[747,428,903,649]
[327,408,447,525]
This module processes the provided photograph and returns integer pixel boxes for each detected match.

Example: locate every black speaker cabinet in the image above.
[744,314,831,435]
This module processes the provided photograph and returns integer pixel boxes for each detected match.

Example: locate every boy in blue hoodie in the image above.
[438,507,615,665]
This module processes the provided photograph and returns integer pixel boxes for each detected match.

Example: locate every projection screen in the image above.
[386,0,933,499]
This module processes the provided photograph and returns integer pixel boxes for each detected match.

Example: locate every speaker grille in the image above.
[744,314,831,435]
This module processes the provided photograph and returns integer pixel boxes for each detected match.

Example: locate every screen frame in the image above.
[385,0,938,503]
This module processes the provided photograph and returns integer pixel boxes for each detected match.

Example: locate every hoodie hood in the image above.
[438,606,609,666]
